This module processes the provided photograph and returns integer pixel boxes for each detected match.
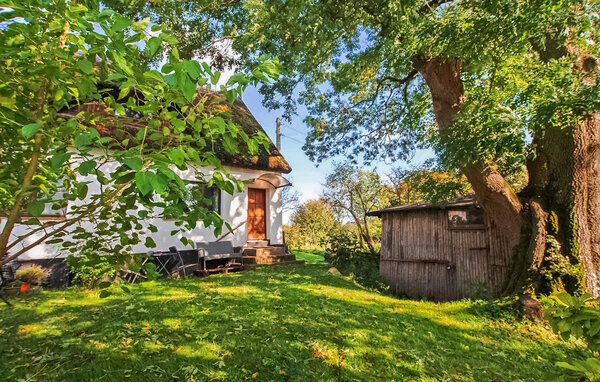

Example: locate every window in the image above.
[448,206,485,229]
[163,182,221,219]
[184,182,221,215]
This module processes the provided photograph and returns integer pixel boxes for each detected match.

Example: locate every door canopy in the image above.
[252,174,292,189]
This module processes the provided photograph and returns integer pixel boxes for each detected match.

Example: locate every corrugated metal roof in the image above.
[367,195,478,216]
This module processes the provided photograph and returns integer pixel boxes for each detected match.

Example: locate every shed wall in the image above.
[379,209,513,301]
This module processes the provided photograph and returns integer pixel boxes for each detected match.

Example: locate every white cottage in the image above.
[4,89,293,266]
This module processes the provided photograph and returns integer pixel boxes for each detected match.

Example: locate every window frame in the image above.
[447,206,486,231]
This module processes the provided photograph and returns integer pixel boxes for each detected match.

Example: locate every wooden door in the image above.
[247,188,267,240]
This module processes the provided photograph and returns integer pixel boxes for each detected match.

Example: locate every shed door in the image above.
[247,188,267,240]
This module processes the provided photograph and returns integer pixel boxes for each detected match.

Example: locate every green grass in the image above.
[291,249,325,264]
[0,264,587,381]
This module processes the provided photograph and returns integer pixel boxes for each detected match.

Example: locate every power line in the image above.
[281,134,305,145]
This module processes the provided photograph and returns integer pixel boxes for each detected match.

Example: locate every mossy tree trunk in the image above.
[416,56,600,297]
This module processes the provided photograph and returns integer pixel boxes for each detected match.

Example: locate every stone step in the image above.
[243,246,286,257]
[242,254,297,265]
[245,240,270,248]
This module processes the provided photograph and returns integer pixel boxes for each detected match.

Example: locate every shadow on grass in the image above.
[0,265,585,381]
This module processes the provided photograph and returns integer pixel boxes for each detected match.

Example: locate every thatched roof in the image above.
[59,87,291,174]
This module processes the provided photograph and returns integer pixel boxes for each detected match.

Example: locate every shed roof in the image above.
[59,87,292,174]
[366,195,478,217]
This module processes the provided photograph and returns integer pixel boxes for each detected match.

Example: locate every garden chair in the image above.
[168,246,200,277]
[195,241,243,273]
[0,255,19,307]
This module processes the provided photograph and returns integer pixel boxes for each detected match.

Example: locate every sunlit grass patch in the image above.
[0,263,589,381]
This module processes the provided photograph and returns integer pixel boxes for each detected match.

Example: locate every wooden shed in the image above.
[368,196,514,301]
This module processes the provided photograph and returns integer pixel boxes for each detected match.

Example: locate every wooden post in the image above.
[276,117,281,150]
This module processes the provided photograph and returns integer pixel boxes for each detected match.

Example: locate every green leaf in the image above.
[21,123,40,138]
[27,200,45,217]
[132,17,150,32]
[99,290,112,299]
[118,87,130,100]
[78,160,97,176]
[124,157,144,171]
[182,60,202,80]
[120,286,131,293]
[149,174,166,194]
[145,237,157,248]
[74,133,93,148]
[99,281,111,289]
[147,36,162,56]
[107,73,127,81]
[55,88,64,101]
[77,183,88,200]
[211,71,221,85]
[135,172,153,196]
[223,134,238,154]
[167,148,186,167]
[111,14,132,32]
[77,60,93,74]
[143,69,164,83]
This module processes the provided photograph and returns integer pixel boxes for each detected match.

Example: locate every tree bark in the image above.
[0,81,48,258]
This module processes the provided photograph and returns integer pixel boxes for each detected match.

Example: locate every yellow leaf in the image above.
[252,372,259,378]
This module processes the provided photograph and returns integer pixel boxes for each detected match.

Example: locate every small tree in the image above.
[322,163,393,253]
[388,167,472,205]
[0,0,280,276]
[285,199,338,249]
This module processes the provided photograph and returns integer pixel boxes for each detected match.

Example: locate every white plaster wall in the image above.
[2,155,285,260]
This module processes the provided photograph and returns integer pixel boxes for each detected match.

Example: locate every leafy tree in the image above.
[388,167,472,205]
[323,163,392,253]
[284,199,338,249]
[120,0,600,297]
[0,0,279,277]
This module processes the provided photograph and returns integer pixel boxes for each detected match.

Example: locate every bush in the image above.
[67,255,116,289]
[15,265,47,285]
[323,229,388,293]
[543,293,600,381]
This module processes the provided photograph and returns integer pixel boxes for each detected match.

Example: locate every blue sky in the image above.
[240,86,328,203]
[238,84,435,223]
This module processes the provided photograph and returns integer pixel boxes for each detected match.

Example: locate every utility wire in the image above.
[281,134,305,145]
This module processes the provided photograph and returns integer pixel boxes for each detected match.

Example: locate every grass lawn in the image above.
[291,249,326,264]
[0,264,587,381]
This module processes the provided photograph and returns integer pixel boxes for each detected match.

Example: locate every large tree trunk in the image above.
[416,57,600,297]
[508,113,600,296]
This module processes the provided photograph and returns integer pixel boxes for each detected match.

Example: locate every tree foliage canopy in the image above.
[116,0,600,174]
[0,0,279,274]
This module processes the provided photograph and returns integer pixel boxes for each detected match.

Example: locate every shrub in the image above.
[67,255,116,289]
[543,293,600,380]
[323,228,388,293]
[15,265,47,285]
